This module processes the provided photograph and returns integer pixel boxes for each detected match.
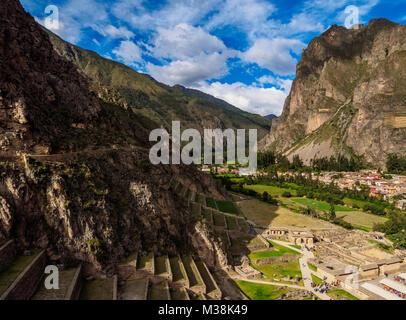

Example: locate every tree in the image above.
[329,202,336,221]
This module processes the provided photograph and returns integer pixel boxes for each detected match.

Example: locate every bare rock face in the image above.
[260,19,406,167]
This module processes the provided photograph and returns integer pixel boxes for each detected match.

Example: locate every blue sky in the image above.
[21,0,406,116]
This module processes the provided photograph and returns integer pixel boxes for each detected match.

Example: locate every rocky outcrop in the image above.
[0,0,229,272]
[260,19,406,168]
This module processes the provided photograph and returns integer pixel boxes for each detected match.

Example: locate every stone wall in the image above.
[0,240,15,273]
[64,265,82,300]
[255,254,299,266]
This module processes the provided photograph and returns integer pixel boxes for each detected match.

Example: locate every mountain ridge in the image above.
[260,18,406,168]
[44,29,272,137]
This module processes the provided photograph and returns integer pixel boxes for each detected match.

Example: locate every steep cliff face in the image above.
[0,0,229,271]
[260,19,406,167]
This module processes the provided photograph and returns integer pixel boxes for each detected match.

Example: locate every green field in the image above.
[308,263,317,272]
[216,200,239,215]
[213,213,226,227]
[250,259,303,285]
[335,211,387,229]
[291,198,356,212]
[248,241,299,261]
[238,199,328,229]
[311,274,324,285]
[226,216,238,230]
[244,184,296,197]
[196,194,205,205]
[235,280,299,300]
[327,289,359,300]
[206,197,217,209]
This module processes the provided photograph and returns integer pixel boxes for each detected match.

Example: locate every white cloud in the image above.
[147,52,230,86]
[258,76,293,92]
[205,0,277,40]
[112,40,143,67]
[241,38,305,75]
[194,82,289,116]
[150,23,228,60]
[92,25,135,39]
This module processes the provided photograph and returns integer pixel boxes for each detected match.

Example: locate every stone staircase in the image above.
[0,239,116,300]
[117,251,223,300]
[0,179,228,300]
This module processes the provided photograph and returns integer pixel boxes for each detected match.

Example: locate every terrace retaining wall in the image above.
[1,250,46,300]
[0,240,15,273]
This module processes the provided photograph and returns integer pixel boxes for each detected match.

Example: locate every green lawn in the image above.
[291,198,357,212]
[206,197,217,209]
[311,274,324,286]
[308,263,317,272]
[248,241,299,261]
[250,259,303,285]
[235,280,300,300]
[327,289,359,300]
[216,200,240,215]
[244,184,296,197]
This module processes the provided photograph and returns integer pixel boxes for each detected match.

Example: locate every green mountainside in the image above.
[46,30,271,138]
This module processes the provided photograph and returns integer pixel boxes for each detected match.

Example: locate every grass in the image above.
[206,197,217,209]
[243,184,297,197]
[335,211,387,229]
[149,282,169,300]
[137,252,153,270]
[196,194,205,205]
[308,263,317,272]
[171,287,189,300]
[181,256,203,287]
[248,241,299,261]
[250,258,303,285]
[169,257,187,283]
[327,289,359,300]
[213,213,226,227]
[0,249,41,296]
[195,260,217,293]
[311,274,324,286]
[80,278,114,300]
[120,278,148,300]
[203,208,213,224]
[291,198,356,212]
[32,268,77,300]
[235,280,298,300]
[226,216,238,230]
[238,199,328,229]
[191,202,201,217]
[216,200,239,215]
[154,256,167,275]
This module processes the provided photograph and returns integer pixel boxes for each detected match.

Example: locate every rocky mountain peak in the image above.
[260,18,406,168]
